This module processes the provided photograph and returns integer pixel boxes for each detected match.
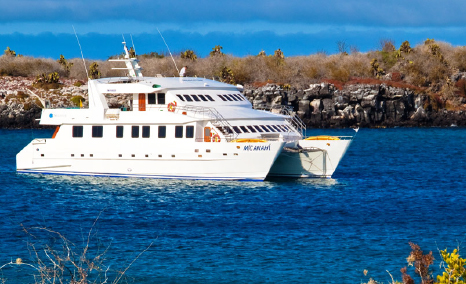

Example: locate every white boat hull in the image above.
[268,138,352,178]
[17,138,285,181]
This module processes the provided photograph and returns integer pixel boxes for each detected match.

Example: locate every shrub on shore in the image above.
[3,39,466,108]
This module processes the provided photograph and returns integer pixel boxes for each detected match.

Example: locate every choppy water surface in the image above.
[1,128,466,283]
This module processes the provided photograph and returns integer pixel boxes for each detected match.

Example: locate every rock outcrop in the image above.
[1,76,466,128]
[244,83,466,128]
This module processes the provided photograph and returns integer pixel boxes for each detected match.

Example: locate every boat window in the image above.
[92,126,103,138]
[229,94,239,101]
[198,95,208,101]
[132,126,139,138]
[157,93,165,105]
[266,125,275,132]
[158,126,166,138]
[175,126,183,138]
[142,126,150,138]
[116,126,124,138]
[72,126,83,137]
[205,95,215,101]
[253,125,262,132]
[260,125,270,132]
[191,95,200,102]
[186,126,194,138]
[224,95,233,101]
[232,94,242,101]
[270,125,281,132]
[148,93,156,104]
[239,126,249,133]
[283,125,291,131]
[236,94,245,101]
[232,126,242,133]
[247,126,257,133]
[176,94,185,101]
[217,95,227,101]
[183,95,193,102]
[226,126,234,134]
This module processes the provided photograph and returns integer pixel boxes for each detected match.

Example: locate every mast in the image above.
[109,41,143,78]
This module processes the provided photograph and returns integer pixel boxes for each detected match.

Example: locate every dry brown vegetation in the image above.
[2,39,466,105]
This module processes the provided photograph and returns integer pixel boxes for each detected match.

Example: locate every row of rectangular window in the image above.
[217,94,246,102]
[176,94,215,102]
[230,124,291,134]
[175,94,246,103]
[73,125,195,139]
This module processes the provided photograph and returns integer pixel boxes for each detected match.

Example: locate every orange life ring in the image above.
[212,134,221,142]
[167,101,177,112]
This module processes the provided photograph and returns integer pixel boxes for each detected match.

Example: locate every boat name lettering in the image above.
[243,144,271,151]
[107,89,117,92]
[49,113,66,118]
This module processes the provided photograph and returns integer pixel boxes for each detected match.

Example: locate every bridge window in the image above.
[217,95,227,101]
[148,93,156,104]
[205,95,215,101]
[176,94,185,101]
[233,126,241,133]
[224,95,233,101]
[157,93,165,104]
[198,95,208,101]
[240,126,249,133]
[191,95,200,102]
[183,95,193,102]
[253,125,262,132]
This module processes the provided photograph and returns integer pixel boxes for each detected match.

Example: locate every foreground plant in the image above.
[0,212,152,284]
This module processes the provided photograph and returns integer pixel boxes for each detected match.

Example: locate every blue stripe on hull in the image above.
[17,170,263,182]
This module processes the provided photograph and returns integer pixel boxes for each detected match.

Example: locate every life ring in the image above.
[212,134,221,142]
[167,101,177,112]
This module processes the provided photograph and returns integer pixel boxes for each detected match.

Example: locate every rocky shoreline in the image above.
[1,76,465,129]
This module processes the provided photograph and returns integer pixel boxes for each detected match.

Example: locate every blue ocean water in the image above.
[1,128,466,283]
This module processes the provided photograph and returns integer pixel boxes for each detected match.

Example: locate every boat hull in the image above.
[268,138,352,178]
[17,139,285,181]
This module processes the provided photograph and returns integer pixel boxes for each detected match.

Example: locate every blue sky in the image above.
[1,0,466,59]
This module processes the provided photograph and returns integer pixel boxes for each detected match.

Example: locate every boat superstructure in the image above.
[16,43,353,180]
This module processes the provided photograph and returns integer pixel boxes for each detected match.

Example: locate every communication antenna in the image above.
[157,28,180,75]
[72,26,89,79]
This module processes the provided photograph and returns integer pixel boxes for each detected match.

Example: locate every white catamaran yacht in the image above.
[16,43,353,181]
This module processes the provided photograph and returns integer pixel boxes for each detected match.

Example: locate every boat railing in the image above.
[255,105,306,138]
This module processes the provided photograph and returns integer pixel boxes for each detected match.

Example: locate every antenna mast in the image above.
[72,26,89,79]
[157,28,180,75]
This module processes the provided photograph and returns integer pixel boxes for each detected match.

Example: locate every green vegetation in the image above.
[89,62,101,79]
[57,54,73,76]
[71,95,85,107]
[33,72,61,89]
[180,50,197,61]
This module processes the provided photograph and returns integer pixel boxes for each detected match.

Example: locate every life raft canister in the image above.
[212,134,221,142]
[167,101,177,112]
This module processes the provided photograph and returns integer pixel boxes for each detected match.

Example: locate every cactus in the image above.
[370,59,384,78]
[36,72,60,84]
[210,45,224,57]
[399,41,412,54]
[257,50,266,57]
[4,47,16,57]
[57,54,74,76]
[425,38,435,45]
[128,47,136,58]
[180,50,197,61]
[274,48,285,59]
[220,66,235,85]
[89,62,101,79]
